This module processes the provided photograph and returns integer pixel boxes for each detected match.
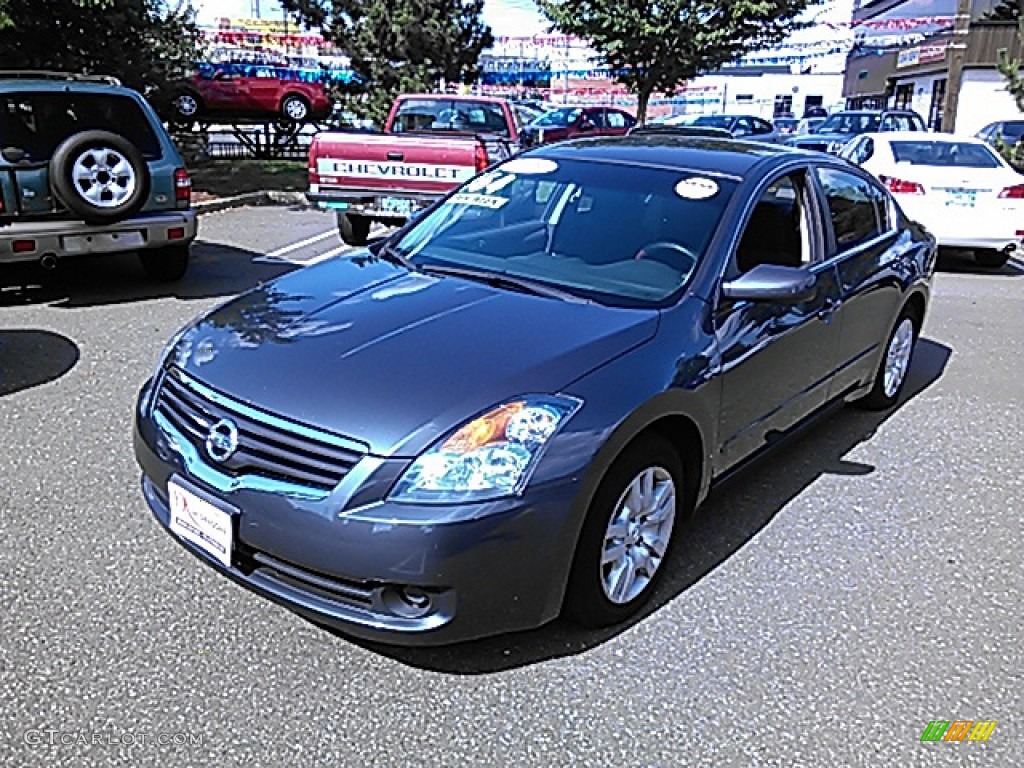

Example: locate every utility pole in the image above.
[941,0,972,132]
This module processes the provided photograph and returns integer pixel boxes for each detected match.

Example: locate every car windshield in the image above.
[388,157,737,307]
[817,113,880,134]
[533,108,583,127]
[890,140,1002,168]
[390,98,510,137]
[691,115,734,129]
[0,92,162,161]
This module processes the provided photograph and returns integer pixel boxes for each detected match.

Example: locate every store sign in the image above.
[897,44,947,69]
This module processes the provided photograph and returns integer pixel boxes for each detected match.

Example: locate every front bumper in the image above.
[133,381,582,646]
[0,209,197,264]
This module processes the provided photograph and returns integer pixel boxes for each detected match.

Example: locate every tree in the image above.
[996,16,1024,167]
[0,0,199,113]
[537,0,816,123]
[281,0,493,123]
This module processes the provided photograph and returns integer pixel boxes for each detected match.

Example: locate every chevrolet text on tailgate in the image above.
[307,94,520,245]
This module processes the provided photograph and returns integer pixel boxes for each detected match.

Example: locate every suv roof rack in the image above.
[0,70,121,86]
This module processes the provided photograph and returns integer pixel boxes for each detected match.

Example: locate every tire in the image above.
[173,91,203,121]
[50,130,150,225]
[975,248,1010,269]
[855,310,918,411]
[337,212,371,246]
[564,433,684,628]
[139,245,190,282]
[280,94,310,122]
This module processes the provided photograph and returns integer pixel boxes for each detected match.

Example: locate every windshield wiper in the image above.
[420,264,591,303]
[375,241,418,271]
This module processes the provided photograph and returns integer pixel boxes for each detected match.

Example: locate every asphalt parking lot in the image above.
[1,205,1021,767]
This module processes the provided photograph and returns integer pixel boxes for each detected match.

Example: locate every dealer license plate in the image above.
[943,188,977,207]
[168,481,234,568]
[380,196,414,216]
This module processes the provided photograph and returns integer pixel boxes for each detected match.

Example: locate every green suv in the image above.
[0,71,196,281]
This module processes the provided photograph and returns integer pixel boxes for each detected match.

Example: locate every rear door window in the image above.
[0,92,162,162]
[815,167,888,251]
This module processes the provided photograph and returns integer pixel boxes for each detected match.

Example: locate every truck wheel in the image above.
[50,130,150,225]
[337,213,371,246]
[281,94,310,122]
[139,245,190,282]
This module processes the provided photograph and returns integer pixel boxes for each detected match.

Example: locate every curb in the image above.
[194,191,311,216]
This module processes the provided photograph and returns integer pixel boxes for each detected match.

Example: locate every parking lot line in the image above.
[265,229,338,259]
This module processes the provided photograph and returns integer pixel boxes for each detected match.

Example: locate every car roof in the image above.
[397,93,510,105]
[530,135,805,178]
[0,79,130,95]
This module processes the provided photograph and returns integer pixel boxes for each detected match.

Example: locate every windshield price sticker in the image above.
[501,158,559,175]
[449,193,509,209]
[675,177,720,200]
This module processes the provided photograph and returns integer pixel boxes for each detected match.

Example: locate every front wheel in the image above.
[139,244,190,282]
[337,212,371,246]
[855,311,918,410]
[564,433,684,628]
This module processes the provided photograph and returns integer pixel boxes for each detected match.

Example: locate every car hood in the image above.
[172,255,658,457]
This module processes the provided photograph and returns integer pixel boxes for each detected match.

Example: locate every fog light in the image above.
[167,227,186,241]
[12,239,36,253]
[381,586,434,618]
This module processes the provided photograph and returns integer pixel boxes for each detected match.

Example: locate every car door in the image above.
[713,167,843,471]
[604,109,631,136]
[811,165,905,398]
[750,117,779,143]
[246,68,284,115]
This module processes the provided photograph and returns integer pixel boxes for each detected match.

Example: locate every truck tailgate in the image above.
[309,133,480,195]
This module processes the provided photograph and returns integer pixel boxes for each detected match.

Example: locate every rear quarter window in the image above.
[0,92,163,162]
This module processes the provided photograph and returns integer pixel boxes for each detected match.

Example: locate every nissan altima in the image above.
[134,137,936,645]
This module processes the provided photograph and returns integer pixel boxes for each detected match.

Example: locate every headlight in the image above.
[389,395,582,503]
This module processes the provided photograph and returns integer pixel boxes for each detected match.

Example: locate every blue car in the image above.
[134,137,936,645]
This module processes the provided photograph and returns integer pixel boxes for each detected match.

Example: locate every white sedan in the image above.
[839,132,1023,268]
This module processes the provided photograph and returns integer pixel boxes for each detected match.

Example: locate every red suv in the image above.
[520,106,636,146]
[172,66,331,123]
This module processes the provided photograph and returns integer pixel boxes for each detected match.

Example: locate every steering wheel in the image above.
[635,241,698,273]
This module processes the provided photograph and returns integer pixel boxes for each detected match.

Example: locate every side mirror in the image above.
[578,120,595,132]
[733,128,750,138]
[722,264,818,303]
[2,146,27,163]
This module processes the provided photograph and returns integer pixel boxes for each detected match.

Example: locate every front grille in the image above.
[155,368,366,490]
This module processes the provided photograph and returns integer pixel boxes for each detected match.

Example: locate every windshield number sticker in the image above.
[675,177,720,200]
[449,193,509,209]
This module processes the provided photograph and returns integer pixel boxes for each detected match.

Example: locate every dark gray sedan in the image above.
[134,137,936,645]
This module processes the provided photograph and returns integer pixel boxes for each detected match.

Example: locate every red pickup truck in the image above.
[307,94,521,244]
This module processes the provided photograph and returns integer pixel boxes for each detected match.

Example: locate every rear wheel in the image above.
[564,434,684,627]
[337,212,371,246]
[173,91,202,121]
[281,94,310,122]
[855,311,918,410]
[975,248,1010,269]
[139,245,190,282]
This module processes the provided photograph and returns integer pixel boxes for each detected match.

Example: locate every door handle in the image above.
[817,297,839,322]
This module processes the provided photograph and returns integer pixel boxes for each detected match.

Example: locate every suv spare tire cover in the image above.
[49,130,150,225]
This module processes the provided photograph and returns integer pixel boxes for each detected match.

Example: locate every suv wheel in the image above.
[172,91,203,122]
[281,94,310,122]
[139,245,190,282]
[50,130,150,225]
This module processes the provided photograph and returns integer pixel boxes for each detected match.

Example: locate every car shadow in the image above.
[0,240,299,308]
[334,338,952,674]
[937,247,1024,276]
[0,329,80,397]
